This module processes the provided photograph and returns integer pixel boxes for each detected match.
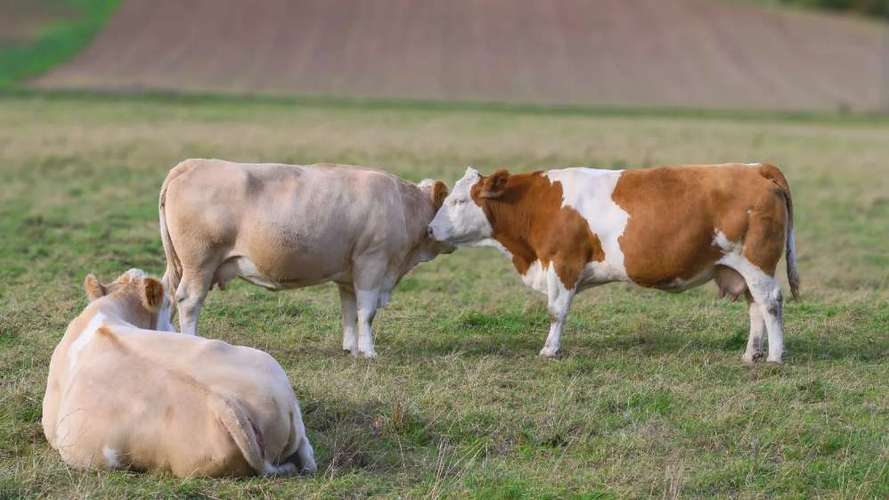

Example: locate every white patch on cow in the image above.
[540,265,575,358]
[68,313,106,371]
[713,230,742,254]
[103,446,121,468]
[428,167,493,245]
[545,168,630,283]
[521,260,548,293]
[743,162,762,167]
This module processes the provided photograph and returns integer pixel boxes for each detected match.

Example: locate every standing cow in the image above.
[159,159,451,358]
[427,163,799,363]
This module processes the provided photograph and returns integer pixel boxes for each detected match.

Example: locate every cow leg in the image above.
[755,284,784,364]
[725,262,784,364]
[540,267,576,358]
[338,284,358,355]
[176,270,212,336]
[742,293,766,364]
[355,288,380,359]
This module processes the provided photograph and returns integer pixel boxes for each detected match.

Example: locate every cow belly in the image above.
[216,242,351,290]
[216,255,350,290]
[578,260,627,288]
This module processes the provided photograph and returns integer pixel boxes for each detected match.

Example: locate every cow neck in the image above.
[472,172,557,275]
[97,292,155,332]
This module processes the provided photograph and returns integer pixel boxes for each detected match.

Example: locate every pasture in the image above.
[0,93,887,498]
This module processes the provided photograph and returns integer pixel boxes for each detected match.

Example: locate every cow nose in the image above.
[426,225,435,239]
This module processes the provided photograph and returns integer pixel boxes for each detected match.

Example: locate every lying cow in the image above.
[428,163,799,363]
[42,269,316,477]
[159,159,451,358]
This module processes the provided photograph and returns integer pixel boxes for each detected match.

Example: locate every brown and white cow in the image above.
[159,159,452,358]
[42,269,316,477]
[428,163,799,363]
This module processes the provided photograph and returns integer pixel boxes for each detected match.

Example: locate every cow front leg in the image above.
[355,289,380,359]
[338,284,358,355]
[540,267,576,358]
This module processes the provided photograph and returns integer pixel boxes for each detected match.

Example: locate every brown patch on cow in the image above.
[611,164,789,288]
[471,170,605,289]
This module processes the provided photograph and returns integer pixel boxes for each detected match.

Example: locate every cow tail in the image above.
[208,393,268,474]
[758,163,800,300]
[291,401,317,473]
[159,161,190,298]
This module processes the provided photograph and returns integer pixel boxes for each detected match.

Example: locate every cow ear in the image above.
[479,169,509,199]
[432,181,449,210]
[84,274,106,302]
[141,278,164,312]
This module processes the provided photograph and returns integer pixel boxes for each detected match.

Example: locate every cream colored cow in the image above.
[159,159,451,358]
[42,269,316,477]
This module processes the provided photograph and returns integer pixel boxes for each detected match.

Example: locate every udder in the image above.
[713,265,748,301]
[213,256,285,290]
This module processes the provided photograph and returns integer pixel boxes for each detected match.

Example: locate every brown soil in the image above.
[30,0,889,111]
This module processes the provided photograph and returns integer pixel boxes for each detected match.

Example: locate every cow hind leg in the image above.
[338,284,358,354]
[718,257,784,364]
[754,282,784,364]
[176,270,213,336]
[714,266,765,364]
[742,293,766,364]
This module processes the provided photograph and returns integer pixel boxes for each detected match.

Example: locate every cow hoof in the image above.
[766,357,784,365]
[263,461,297,476]
[358,350,377,360]
[539,347,561,359]
[742,351,765,365]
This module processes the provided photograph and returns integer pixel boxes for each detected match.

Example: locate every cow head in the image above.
[83,268,177,332]
[428,167,508,246]
[417,178,456,254]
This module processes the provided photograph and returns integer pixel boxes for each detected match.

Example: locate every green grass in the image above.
[0,0,120,88]
[0,93,887,498]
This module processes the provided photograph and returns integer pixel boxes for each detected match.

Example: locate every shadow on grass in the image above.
[301,394,437,477]
[396,309,888,363]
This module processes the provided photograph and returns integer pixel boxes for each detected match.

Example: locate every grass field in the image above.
[0,93,887,498]
[0,0,119,88]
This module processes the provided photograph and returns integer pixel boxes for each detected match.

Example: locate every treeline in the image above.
[775,0,889,19]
